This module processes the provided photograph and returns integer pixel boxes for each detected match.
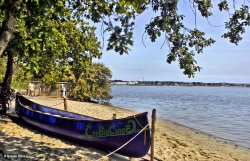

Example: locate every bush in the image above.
[69,63,112,102]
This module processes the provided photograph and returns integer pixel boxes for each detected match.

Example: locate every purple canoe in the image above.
[15,94,151,158]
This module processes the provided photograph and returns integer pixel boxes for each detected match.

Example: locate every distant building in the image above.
[111,81,128,85]
[128,81,138,85]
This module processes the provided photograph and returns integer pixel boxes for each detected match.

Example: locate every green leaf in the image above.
[30,42,35,50]
[58,1,64,7]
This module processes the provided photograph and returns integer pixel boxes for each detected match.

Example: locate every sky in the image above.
[94,2,250,83]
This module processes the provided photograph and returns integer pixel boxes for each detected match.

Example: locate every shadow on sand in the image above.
[0,115,129,161]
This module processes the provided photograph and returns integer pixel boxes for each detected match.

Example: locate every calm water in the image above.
[110,86,250,149]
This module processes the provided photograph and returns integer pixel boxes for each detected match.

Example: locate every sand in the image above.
[1,96,250,161]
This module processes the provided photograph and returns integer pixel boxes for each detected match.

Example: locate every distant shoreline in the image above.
[111,80,250,87]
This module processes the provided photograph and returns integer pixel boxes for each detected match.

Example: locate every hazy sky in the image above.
[94,2,250,83]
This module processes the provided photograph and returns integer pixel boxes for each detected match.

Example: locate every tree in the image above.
[0,0,101,113]
[68,0,249,76]
[0,0,250,114]
[69,63,112,102]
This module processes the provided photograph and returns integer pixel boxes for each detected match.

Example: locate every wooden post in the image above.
[151,108,156,161]
[64,98,68,111]
[112,114,117,119]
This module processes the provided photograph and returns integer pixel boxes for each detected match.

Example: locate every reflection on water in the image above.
[110,86,250,148]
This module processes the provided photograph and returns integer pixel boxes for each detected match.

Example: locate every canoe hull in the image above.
[16,95,151,158]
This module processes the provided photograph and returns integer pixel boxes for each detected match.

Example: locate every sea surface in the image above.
[110,86,250,149]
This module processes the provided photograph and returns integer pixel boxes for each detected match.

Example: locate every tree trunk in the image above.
[2,52,14,88]
[0,0,21,115]
[0,0,20,58]
[0,52,14,115]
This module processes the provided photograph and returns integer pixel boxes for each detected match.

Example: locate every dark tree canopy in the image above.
[68,0,250,77]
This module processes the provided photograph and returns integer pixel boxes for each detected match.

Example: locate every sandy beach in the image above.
[1,96,250,161]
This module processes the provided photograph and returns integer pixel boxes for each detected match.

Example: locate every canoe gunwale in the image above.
[16,94,148,123]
